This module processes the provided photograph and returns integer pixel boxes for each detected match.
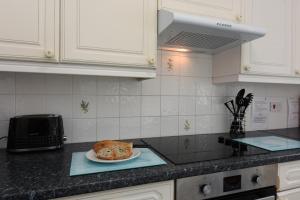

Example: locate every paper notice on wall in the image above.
[288,97,299,128]
[251,97,269,130]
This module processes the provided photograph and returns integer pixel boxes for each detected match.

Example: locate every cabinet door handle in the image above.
[44,50,54,58]
[295,70,300,75]
[236,15,243,22]
[243,65,251,72]
[148,58,155,65]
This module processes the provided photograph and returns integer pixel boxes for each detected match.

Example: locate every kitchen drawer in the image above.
[277,187,300,200]
[278,161,300,191]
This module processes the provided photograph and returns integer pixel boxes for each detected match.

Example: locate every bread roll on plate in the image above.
[93,140,133,160]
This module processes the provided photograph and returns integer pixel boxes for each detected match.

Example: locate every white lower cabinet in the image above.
[277,160,300,191]
[277,161,300,200]
[277,188,300,200]
[54,181,174,200]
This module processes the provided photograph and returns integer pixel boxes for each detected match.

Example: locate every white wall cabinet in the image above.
[277,161,300,200]
[241,0,292,76]
[0,0,59,62]
[61,0,157,68]
[0,0,157,78]
[54,181,174,200]
[292,0,300,77]
[158,0,242,22]
[213,0,296,84]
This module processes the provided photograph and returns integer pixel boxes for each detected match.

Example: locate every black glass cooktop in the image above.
[265,128,300,140]
[142,133,269,165]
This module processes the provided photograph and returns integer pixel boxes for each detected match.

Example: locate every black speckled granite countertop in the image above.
[1,128,300,200]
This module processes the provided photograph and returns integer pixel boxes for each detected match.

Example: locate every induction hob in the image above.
[142,133,269,165]
[265,128,300,140]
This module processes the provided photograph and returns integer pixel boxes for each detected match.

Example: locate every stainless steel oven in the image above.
[176,164,276,200]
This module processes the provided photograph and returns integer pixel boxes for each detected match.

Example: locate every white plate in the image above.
[85,148,141,163]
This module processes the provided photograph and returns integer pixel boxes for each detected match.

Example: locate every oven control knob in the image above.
[252,175,262,185]
[200,184,212,195]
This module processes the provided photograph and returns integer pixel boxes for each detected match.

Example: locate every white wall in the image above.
[0,50,299,148]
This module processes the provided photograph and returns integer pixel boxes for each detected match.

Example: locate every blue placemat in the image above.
[234,136,300,151]
[70,148,166,176]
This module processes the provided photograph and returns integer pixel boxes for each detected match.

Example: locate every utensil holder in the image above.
[230,112,246,138]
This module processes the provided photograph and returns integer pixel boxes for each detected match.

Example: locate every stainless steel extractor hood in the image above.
[158,9,266,54]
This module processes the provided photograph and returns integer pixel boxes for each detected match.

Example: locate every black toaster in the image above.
[7,114,65,152]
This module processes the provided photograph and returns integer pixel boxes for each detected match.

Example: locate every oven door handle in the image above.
[255,196,275,200]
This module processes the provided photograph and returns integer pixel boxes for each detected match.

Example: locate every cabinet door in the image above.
[54,181,174,200]
[0,0,59,62]
[277,188,300,200]
[159,0,242,22]
[292,0,300,77]
[241,0,292,76]
[61,0,157,68]
[278,160,300,191]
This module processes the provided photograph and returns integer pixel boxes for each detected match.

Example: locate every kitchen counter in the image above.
[2,129,300,200]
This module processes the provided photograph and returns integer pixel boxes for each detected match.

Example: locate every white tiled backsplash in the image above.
[0,50,300,148]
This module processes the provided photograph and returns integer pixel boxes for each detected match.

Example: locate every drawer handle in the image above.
[295,69,300,75]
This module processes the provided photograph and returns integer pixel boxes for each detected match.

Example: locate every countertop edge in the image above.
[3,150,300,200]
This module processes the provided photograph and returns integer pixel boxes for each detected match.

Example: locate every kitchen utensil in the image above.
[240,93,254,114]
[85,148,141,163]
[235,89,245,113]
[224,100,235,115]
[244,93,253,107]
[229,100,236,113]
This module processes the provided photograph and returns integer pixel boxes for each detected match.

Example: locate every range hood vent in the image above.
[166,31,239,50]
[158,9,266,54]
